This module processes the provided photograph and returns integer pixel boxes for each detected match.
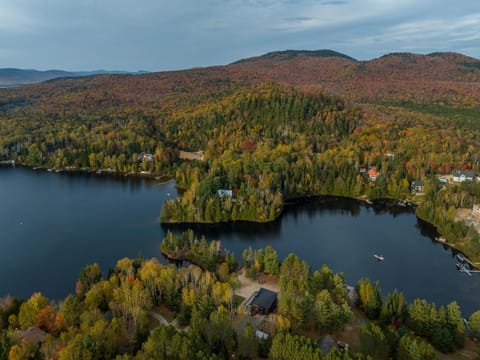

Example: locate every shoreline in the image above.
[0,161,173,183]
[4,162,476,268]
[415,212,478,269]
[161,251,206,271]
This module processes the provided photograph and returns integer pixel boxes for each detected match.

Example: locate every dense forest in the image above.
[1,231,479,359]
[1,50,480,261]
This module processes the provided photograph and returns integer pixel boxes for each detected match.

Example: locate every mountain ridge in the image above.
[1,49,479,110]
[2,49,479,88]
[0,68,148,87]
[231,49,357,64]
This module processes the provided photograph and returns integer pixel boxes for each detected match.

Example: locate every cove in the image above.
[1,167,479,315]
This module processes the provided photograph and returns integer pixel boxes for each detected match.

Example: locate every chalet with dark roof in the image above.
[245,288,277,315]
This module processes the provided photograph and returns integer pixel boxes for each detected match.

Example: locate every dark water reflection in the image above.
[1,167,479,315]
[164,197,480,316]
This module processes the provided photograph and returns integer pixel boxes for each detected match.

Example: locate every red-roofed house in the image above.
[368,168,379,181]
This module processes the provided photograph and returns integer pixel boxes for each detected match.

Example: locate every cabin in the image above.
[473,204,480,215]
[359,167,367,174]
[245,288,277,315]
[367,168,379,181]
[452,170,475,183]
[411,180,424,194]
[438,177,449,184]
[217,189,233,199]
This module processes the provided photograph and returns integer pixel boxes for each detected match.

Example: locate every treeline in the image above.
[160,229,237,272]
[416,181,480,259]
[355,278,468,358]
[0,114,176,173]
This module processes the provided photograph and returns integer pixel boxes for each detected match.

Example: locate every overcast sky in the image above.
[0,0,479,71]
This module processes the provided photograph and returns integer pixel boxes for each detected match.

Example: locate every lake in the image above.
[1,167,479,315]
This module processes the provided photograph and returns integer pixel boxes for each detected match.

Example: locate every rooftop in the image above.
[250,287,277,310]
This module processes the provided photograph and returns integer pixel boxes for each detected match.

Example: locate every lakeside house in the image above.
[411,180,424,194]
[245,288,277,315]
[217,189,233,199]
[138,153,154,163]
[453,170,475,183]
[368,168,379,181]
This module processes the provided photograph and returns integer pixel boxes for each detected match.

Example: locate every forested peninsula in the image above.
[1,50,480,263]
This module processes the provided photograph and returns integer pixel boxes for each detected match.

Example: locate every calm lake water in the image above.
[1,167,479,315]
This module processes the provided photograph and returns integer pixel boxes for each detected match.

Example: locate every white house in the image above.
[452,171,475,183]
[217,189,233,199]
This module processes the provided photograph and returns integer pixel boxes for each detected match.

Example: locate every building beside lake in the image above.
[245,288,277,315]
[411,180,424,194]
[453,170,475,183]
[217,189,233,199]
[368,168,379,181]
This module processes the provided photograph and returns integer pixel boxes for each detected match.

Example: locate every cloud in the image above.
[342,12,480,57]
[320,1,348,5]
[0,0,479,70]
[0,3,35,32]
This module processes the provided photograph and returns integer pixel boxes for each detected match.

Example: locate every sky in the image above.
[0,0,479,71]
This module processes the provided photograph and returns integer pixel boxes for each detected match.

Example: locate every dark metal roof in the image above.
[251,288,277,309]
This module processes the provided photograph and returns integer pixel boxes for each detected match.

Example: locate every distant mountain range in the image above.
[1,49,479,109]
[0,68,148,87]
[3,49,480,89]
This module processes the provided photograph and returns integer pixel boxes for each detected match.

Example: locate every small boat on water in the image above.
[456,253,466,263]
[373,254,384,261]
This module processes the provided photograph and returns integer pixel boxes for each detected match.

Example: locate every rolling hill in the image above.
[1,49,478,109]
